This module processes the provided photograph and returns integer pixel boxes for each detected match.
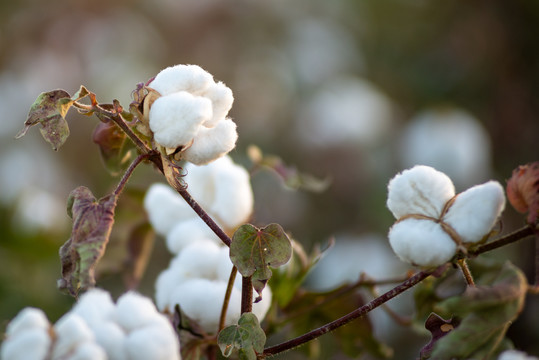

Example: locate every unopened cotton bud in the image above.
[444,181,506,243]
[69,341,107,360]
[115,291,160,332]
[202,81,234,127]
[182,119,238,165]
[0,328,51,360]
[150,64,214,96]
[388,218,457,267]
[5,307,49,337]
[387,165,455,219]
[91,321,127,360]
[52,313,95,359]
[149,92,213,149]
[124,324,180,360]
[143,183,193,236]
[72,288,116,327]
[166,217,220,254]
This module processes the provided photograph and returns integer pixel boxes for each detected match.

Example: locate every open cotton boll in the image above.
[149,92,213,149]
[5,307,50,337]
[170,278,242,333]
[182,119,238,165]
[444,181,506,243]
[91,321,127,360]
[388,218,457,267]
[71,288,116,327]
[1,328,51,360]
[124,324,180,360]
[166,216,220,254]
[52,313,95,359]
[144,183,193,236]
[150,64,214,96]
[387,165,455,219]
[115,291,162,332]
[155,266,183,312]
[202,81,234,127]
[69,341,107,360]
[174,240,221,279]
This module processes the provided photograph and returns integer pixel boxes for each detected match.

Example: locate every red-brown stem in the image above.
[262,265,444,357]
[113,153,150,197]
[241,276,253,314]
[457,258,475,287]
[219,266,238,331]
[535,229,539,287]
[469,224,536,256]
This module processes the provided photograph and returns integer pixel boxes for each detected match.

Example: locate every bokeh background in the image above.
[1,0,538,358]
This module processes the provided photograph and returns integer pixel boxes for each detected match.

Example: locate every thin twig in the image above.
[469,224,536,256]
[241,276,253,314]
[457,258,475,287]
[113,153,151,197]
[219,266,238,331]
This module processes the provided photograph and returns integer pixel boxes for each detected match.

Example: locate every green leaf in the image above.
[428,261,527,359]
[217,313,266,359]
[92,120,134,176]
[16,90,71,150]
[230,223,292,297]
[58,186,118,297]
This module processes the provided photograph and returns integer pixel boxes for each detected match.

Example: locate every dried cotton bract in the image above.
[148,64,237,165]
[387,165,505,267]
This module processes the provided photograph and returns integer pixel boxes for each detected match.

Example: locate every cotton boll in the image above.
[1,328,51,360]
[150,64,214,96]
[155,266,185,312]
[72,288,116,327]
[69,341,107,360]
[182,118,238,165]
[387,165,455,219]
[388,218,457,267]
[498,350,538,360]
[399,108,492,187]
[170,278,241,333]
[216,246,239,284]
[91,321,127,360]
[252,286,272,322]
[175,240,221,279]
[144,183,194,236]
[166,217,220,254]
[149,92,213,149]
[124,324,180,360]
[444,181,506,243]
[52,313,95,359]
[202,81,234,127]
[115,291,160,332]
[5,307,50,337]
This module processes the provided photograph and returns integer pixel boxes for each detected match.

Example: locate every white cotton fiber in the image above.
[149,92,213,149]
[72,288,116,327]
[155,266,182,312]
[115,291,160,332]
[124,324,180,360]
[143,183,194,236]
[52,313,95,359]
[387,165,455,219]
[69,341,107,360]
[166,216,220,254]
[5,307,50,337]
[388,218,457,267]
[1,328,51,360]
[444,181,506,243]
[175,240,221,279]
[150,64,214,96]
[182,118,238,165]
[202,81,234,127]
[91,321,127,360]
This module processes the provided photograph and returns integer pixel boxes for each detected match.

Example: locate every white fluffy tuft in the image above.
[182,119,238,165]
[150,64,214,96]
[143,183,193,236]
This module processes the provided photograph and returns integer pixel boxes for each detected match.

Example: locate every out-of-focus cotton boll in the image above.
[297,77,393,148]
[91,322,127,360]
[388,219,457,267]
[183,156,254,229]
[69,341,107,360]
[387,165,455,219]
[175,240,221,279]
[498,350,538,360]
[0,328,52,360]
[124,323,180,360]
[72,288,116,327]
[166,217,220,254]
[5,307,50,337]
[149,92,213,149]
[444,181,506,243]
[143,183,193,236]
[399,108,492,187]
[182,118,238,165]
[115,291,162,332]
[52,313,96,359]
[150,64,214,96]
[304,235,408,292]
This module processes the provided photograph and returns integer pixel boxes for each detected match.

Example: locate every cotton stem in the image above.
[219,266,238,331]
[241,276,253,314]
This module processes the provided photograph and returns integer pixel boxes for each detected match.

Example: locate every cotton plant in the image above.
[1,290,180,360]
[10,60,539,359]
[386,165,506,267]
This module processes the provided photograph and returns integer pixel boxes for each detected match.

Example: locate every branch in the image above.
[469,224,537,256]
[219,266,238,332]
[241,276,253,314]
[113,153,151,197]
[262,265,446,357]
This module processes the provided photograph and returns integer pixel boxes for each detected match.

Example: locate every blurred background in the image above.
[1,0,538,358]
